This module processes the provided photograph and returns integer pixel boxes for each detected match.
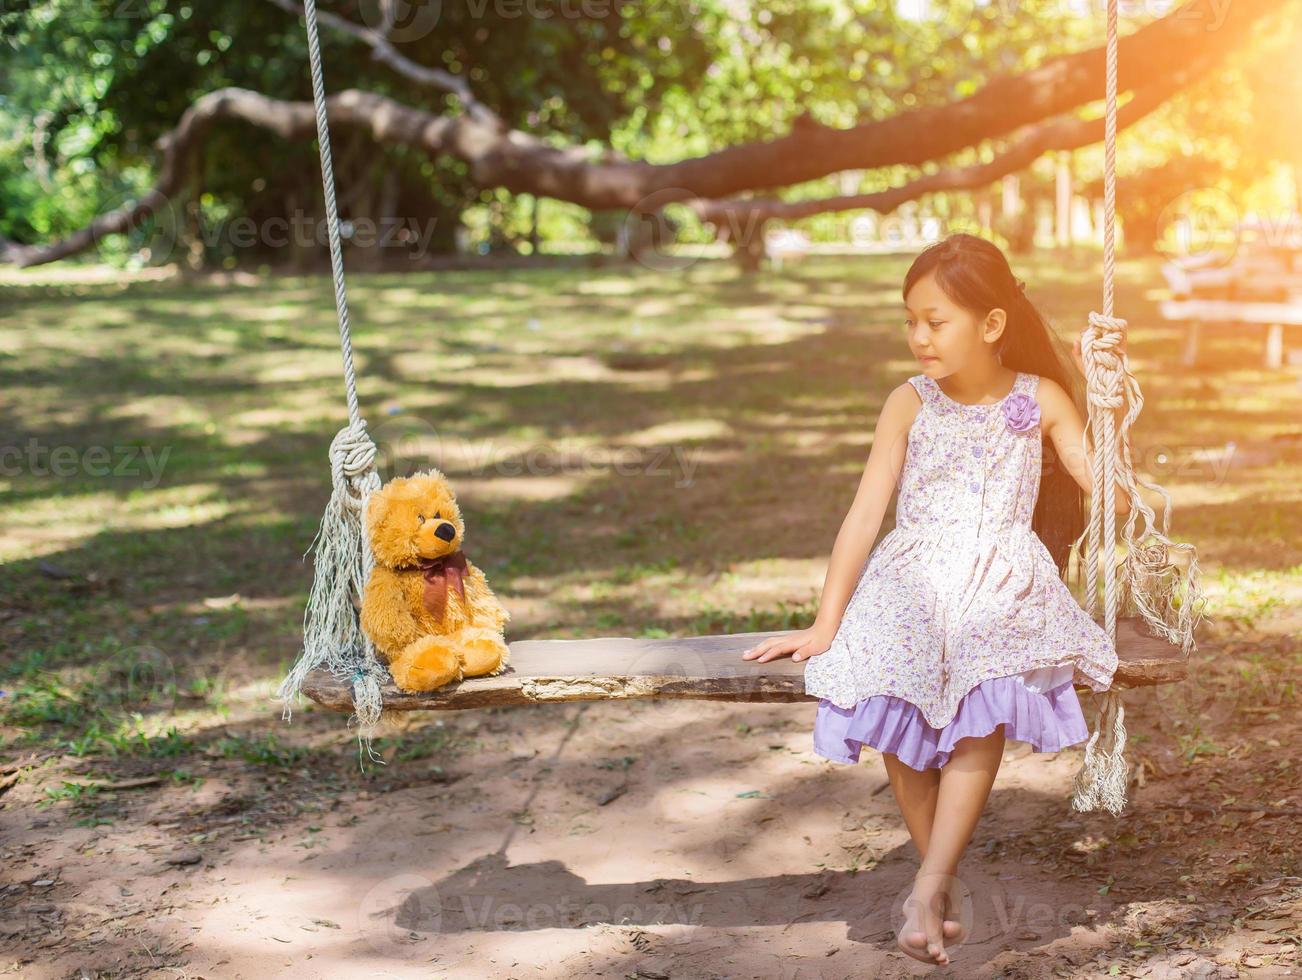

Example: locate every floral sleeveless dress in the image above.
[802,370,1119,770]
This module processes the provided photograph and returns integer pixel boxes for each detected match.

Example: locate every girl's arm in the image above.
[742,382,919,663]
[1038,377,1132,515]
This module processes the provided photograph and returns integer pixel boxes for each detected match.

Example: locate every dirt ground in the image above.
[2,261,1300,977]
[2,615,1298,979]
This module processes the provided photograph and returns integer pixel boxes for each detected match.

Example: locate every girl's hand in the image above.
[1072,329,1128,374]
[741,624,837,664]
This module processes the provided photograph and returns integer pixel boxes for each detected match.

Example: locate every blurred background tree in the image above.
[1,0,1297,270]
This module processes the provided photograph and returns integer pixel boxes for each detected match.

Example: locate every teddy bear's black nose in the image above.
[434,521,456,542]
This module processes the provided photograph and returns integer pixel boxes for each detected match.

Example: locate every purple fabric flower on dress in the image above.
[1003,392,1040,433]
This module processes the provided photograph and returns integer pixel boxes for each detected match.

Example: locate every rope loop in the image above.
[1084,310,1128,348]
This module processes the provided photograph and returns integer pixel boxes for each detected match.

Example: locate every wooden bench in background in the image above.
[1158,297,1302,369]
[1159,229,1302,368]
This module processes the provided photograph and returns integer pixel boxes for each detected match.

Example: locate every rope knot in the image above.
[328,421,383,514]
[330,421,378,479]
[1084,311,1129,410]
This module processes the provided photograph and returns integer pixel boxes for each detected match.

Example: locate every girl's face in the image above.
[903,270,1007,375]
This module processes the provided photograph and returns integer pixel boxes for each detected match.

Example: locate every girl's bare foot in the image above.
[896,871,954,965]
[896,869,971,965]
[939,873,970,945]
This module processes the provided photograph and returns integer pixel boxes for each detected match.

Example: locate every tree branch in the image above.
[5,0,1287,267]
[694,49,1212,229]
[649,0,1283,202]
[263,0,501,126]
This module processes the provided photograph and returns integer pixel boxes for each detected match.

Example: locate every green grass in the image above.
[2,250,1299,759]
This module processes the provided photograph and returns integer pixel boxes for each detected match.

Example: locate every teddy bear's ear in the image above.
[366,476,415,532]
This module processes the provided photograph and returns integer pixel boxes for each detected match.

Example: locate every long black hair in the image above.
[902,232,1084,577]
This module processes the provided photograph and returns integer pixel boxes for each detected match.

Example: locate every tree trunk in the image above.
[732,217,768,274]
[1055,151,1073,248]
[181,146,206,274]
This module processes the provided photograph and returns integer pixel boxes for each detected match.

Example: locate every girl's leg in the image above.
[882,753,966,962]
[926,726,1005,874]
[905,726,1007,965]
[881,753,940,858]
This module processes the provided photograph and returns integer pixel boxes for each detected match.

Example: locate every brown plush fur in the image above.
[359,470,510,692]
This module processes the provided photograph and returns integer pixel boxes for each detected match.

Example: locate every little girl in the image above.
[741,232,1128,966]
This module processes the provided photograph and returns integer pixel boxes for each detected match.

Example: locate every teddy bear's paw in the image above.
[388,636,463,692]
[458,627,510,678]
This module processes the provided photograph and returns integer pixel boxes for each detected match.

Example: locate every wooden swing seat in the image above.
[301,616,1186,713]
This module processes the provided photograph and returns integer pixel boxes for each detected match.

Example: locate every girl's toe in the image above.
[896,932,935,964]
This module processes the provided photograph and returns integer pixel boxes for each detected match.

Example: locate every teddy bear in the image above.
[359,469,511,692]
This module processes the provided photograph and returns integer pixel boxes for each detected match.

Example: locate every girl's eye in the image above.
[930,320,943,328]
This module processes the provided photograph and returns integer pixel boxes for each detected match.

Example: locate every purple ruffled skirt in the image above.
[812,673,1090,770]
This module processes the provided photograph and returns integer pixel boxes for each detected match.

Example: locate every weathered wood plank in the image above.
[300,616,1188,712]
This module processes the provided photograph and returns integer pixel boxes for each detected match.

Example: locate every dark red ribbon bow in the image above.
[414,550,468,621]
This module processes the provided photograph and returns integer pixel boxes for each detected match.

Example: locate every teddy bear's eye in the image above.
[435,512,442,519]
[417,514,425,524]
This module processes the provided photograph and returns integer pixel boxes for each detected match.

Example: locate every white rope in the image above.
[302,0,361,430]
[1069,0,1206,815]
[272,0,389,766]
